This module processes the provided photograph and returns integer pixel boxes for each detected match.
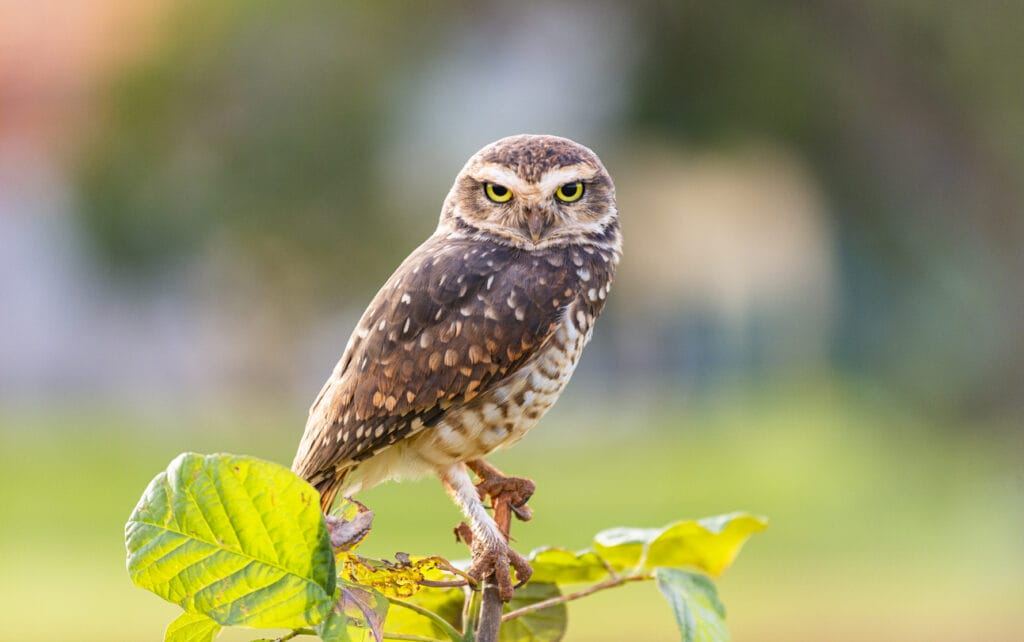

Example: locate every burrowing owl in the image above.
[293,134,621,598]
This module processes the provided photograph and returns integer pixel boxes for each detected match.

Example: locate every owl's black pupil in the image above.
[490,185,508,196]
[563,183,579,197]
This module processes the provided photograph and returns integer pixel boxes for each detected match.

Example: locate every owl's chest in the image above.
[415,301,596,465]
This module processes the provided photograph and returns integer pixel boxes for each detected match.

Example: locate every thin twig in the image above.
[386,596,464,642]
[597,555,621,581]
[431,557,476,585]
[501,574,652,623]
[418,578,470,588]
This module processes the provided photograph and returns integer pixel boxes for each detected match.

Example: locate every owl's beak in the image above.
[526,209,546,243]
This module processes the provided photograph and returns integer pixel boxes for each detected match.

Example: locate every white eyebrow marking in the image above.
[475,165,529,193]
[473,162,599,199]
[537,165,598,195]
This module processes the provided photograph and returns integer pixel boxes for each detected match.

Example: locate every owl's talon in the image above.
[509,547,533,588]
[454,521,474,547]
[510,502,533,521]
[467,540,533,602]
[475,475,536,522]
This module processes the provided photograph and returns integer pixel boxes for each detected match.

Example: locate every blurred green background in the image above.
[2,1,1022,640]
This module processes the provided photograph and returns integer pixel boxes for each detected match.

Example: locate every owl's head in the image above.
[439,135,619,251]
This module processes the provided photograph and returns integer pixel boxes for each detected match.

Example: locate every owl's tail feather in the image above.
[314,467,350,514]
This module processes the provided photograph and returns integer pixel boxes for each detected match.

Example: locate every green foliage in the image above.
[125,453,336,629]
[314,580,391,642]
[165,611,221,642]
[655,569,729,642]
[77,1,446,290]
[594,513,768,575]
[127,453,765,641]
[527,549,608,585]
[500,583,566,642]
[382,586,464,640]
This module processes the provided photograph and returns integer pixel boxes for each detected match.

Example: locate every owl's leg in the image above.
[441,463,532,601]
[467,459,535,523]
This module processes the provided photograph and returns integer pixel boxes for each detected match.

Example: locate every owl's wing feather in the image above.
[293,236,576,486]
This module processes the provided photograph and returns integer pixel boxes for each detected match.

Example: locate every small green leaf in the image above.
[164,611,221,642]
[646,513,767,576]
[593,513,766,575]
[500,582,566,642]
[126,453,336,629]
[335,580,389,642]
[655,568,729,642]
[527,547,609,584]
[316,604,354,642]
[383,587,464,640]
[592,527,660,571]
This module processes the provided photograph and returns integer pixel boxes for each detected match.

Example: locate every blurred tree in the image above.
[78,0,453,305]
[626,0,1024,416]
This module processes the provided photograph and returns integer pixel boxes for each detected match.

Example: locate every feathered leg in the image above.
[441,463,532,601]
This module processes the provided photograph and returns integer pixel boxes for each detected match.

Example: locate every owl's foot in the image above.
[466,537,533,602]
[478,475,535,521]
[468,459,535,522]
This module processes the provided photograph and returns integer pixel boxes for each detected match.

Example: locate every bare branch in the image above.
[418,578,470,589]
[501,574,652,623]
[476,579,505,642]
[475,493,516,642]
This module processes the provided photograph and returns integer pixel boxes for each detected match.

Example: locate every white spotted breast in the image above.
[405,299,595,469]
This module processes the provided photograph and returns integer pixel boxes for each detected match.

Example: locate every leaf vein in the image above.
[127,517,322,592]
[192,461,243,551]
[134,531,191,570]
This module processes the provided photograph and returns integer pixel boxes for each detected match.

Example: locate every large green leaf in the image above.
[500,582,566,642]
[126,453,336,629]
[593,513,766,575]
[654,568,729,642]
[527,548,609,585]
[164,611,221,642]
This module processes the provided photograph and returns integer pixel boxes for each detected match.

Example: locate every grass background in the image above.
[2,381,1022,641]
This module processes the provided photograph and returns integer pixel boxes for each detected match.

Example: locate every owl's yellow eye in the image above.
[555,181,585,203]
[484,183,513,203]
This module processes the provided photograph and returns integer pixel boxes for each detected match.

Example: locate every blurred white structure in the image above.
[612,142,836,374]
